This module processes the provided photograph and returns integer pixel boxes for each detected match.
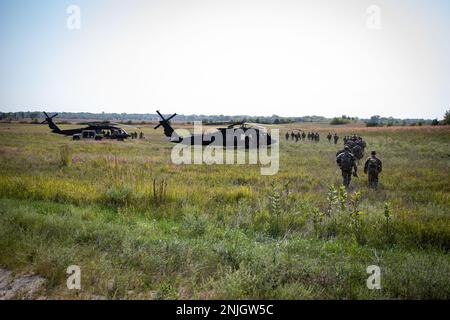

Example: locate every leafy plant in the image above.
[348,192,365,244]
[268,182,283,237]
[384,202,394,243]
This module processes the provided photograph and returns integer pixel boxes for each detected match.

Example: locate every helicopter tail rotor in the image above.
[41,111,61,132]
[154,110,179,141]
[154,110,177,130]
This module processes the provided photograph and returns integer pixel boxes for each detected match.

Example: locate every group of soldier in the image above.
[336,135,366,160]
[335,135,383,190]
[286,131,344,145]
[326,132,339,144]
[130,132,145,139]
[308,132,320,142]
[285,130,306,142]
[284,129,383,189]
[285,131,324,142]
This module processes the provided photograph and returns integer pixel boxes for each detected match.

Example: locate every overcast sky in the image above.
[0,0,449,118]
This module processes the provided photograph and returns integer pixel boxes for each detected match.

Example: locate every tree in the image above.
[370,115,381,123]
[330,117,350,125]
[444,110,450,125]
[366,115,381,127]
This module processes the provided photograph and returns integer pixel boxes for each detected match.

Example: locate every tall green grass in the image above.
[0,123,449,299]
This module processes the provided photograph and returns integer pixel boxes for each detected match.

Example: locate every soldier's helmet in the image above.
[344,145,350,150]
[371,151,376,156]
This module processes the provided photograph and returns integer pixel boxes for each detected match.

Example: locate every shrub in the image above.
[103,185,132,207]
[59,145,72,167]
[330,117,350,125]
[182,212,209,237]
[253,183,308,237]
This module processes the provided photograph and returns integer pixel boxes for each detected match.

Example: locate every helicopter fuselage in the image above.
[166,127,275,149]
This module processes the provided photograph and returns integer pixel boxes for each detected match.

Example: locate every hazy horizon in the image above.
[1,0,449,119]
[0,110,442,121]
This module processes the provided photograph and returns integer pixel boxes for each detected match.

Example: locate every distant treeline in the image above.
[0,111,327,124]
[0,111,445,126]
[364,115,443,127]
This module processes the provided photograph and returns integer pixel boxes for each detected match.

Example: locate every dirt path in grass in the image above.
[0,268,46,300]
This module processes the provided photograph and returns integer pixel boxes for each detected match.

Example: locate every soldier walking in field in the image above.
[333,133,339,144]
[364,151,382,190]
[302,131,306,140]
[291,131,295,140]
[352,144,364,161]
[336,145,358,188]
[327,132,332,143]
[285,131,290,141]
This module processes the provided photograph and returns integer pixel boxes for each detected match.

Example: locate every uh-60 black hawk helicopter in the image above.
[42,112,131,141]
[154,110,277,149]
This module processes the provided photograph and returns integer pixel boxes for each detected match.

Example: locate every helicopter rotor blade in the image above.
[165,113,177,122]
[227,121,244,129]
[51,113,58,119]
[156,110,166,121]
[154,110,177,130]
[43,111,50,118]
[109,122,140,129]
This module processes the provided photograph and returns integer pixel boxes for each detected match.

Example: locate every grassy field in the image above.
[0,122,449,299]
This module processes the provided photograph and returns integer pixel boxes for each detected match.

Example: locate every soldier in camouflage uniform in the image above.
[285,131,290,141]
[364,151,382,189]
[333,133,339,144]
[302,131,306,140]
[352,144,364,161]
[336,145,358,188]
[343,136,348,144]
[346,139,356,149]
[327,132,332,143]
[357,137,366,150]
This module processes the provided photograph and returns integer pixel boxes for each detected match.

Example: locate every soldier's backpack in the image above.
[367,158,379,173]
[338,152,354,171]
[353,145,363,159]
